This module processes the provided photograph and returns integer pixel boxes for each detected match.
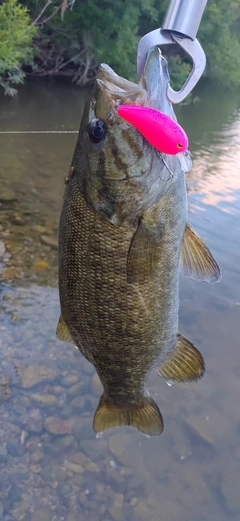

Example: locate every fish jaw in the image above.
[96,63,148,118]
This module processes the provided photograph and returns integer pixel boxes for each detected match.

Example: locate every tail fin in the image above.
[93,395,163,436]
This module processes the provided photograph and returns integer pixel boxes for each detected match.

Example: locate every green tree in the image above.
[1,0,240,95]
[0,0,37,95]
[199,0,240,86]
[22,0,159,83]
[138,0,240,89]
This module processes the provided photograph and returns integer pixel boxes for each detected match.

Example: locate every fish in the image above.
[117,105,188,154]
[57,46,221,437]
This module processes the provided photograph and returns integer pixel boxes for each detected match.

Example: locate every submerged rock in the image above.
[21,365,57,389]
[184,415,215,445]
[44,416,73,435]
[61,372,80,387]
[70,396,85,410]
[40,235,58,249]
[19,409,43,433]
[69,451,88,467]
[30,450,45,463]
[54,435,76,450]
[67,381,87,397]
[0,190,17,202]
[33,261,49,270]
[32,507,51,521]
[108,504,124,521]
[6,439,21,457]
[108,433,131,466]
[63,460,84,474]
[113,493,124,508]
[10,214,25,226]
[30,393,58,407]
[79,439,107,460]
[1,267,18,279]
[31,225,48,233]
[14,395,30,408]
[30,463,41,473]
[130,497,138,507]
[67,506,85,521]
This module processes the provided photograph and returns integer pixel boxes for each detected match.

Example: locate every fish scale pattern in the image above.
[59,176,177,403]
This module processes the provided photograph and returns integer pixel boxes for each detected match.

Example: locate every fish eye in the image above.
[87,119,106,143]
[177,143,183,149]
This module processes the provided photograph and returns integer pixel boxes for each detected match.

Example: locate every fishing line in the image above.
[0,130,78,134]
[0,131,187,181]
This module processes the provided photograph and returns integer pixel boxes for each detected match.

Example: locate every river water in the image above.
[0,79,240,521]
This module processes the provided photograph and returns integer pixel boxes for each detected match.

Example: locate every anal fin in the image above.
[180,222,221,283]
[93,395,163,436]
[158,333,205,383]
[56,315,75,344]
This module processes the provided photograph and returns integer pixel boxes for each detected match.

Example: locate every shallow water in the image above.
[0,79,240,521]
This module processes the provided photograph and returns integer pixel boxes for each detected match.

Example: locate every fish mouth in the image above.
[98,63,147,99]
[94,64,148,121]
[98,63,141,91]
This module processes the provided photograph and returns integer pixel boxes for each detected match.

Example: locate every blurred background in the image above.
[0,1,240,521]
[1,0,240,95]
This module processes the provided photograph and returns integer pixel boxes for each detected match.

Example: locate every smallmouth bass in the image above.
[57,47,221,436]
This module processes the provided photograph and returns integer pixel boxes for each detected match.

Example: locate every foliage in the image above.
[198,0,240,86]
[167,55,191,91]
[21,0,159,83]
[0,0,37,95]
[138,0,240,88]
[1,0,240,94]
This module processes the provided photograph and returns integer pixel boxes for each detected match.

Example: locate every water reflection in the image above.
[0,80,240,521]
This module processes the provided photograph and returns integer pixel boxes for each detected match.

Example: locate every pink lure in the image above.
[117,105,188,155]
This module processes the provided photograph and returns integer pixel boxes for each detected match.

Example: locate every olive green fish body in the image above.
[59,170,186,392]
[57,47,221,436]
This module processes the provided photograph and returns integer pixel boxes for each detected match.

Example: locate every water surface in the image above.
[0,79,240,521]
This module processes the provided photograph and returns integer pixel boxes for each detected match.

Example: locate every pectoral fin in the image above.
[157,333,205,383]
[127,218,163,284]
[56,315,74,344]
[93,395,163,436]
[180,223,221,283]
